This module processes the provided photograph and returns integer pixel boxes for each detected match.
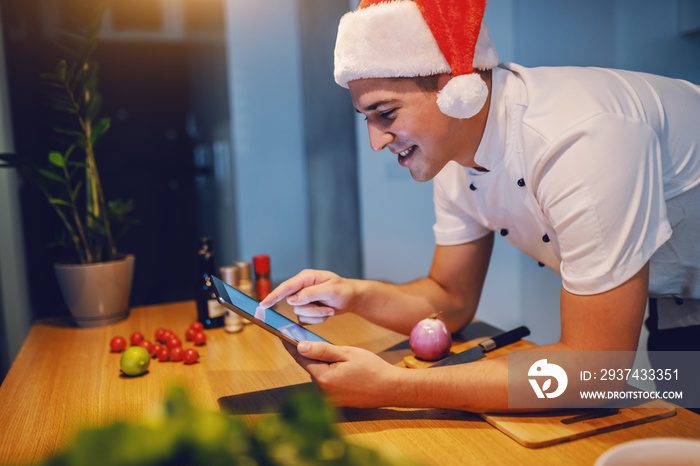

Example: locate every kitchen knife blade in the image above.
[560,408,620,424]
[429,325,530,368]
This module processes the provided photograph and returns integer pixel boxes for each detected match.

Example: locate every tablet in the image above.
[209,275,332,346]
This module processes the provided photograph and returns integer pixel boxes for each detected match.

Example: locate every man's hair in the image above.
[404,70,489,94]
[388,75,441,93]
[411,75,442,93]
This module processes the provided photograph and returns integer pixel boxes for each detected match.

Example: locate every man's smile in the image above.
[396,145,416,167]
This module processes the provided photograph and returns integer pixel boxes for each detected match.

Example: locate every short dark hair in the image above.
[411,75,442,92]
[388,75,441,93]
[406,70,489,93]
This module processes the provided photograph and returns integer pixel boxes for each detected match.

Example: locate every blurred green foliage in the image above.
[36,387,423,466]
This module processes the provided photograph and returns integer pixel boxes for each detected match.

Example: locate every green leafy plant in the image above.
[36,386,424,466]
[0,1,135,264]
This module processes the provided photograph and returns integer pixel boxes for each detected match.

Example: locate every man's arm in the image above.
[287,262,650,412]
[260,232,495,334]
[354,232,495,333]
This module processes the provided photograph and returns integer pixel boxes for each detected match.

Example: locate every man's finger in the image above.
[259,280,301,308]
[281,340,331,379]
[297,315,329,325]
[259,270,327,308]
[294,304,334,317]
[296,341,343,363]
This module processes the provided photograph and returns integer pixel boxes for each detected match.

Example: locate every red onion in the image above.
[409,315,452,361]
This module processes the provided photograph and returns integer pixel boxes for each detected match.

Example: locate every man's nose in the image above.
[367,124,393,152]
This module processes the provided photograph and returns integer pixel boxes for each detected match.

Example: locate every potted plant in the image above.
[0,2,136,327]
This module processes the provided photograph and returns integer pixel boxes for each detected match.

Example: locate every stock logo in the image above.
[528,359,568,398]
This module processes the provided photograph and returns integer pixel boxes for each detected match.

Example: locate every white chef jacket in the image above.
[433,64,700,329]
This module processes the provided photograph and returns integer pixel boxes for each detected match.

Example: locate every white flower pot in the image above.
[54,254,135,327]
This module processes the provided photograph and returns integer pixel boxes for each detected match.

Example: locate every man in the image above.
[260,0,700,412]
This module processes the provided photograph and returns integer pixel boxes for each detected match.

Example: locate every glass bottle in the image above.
[195,237,224,328]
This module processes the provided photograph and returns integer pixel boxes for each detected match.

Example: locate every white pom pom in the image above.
[436,73,488,119]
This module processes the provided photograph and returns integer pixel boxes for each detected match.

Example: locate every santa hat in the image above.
[334,0,499,119]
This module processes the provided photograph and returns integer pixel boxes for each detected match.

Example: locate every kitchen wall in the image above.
[223,0,361,280]
[223,0,310,279]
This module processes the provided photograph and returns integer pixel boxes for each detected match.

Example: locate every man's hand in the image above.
[282,340,402,408]
[260,270,358,324]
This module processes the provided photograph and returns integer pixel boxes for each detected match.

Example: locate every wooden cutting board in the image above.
[399,325,677,448]
[479,401,676,448]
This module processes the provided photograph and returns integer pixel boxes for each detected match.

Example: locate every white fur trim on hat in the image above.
[334,1,449,87]
[334,0,498,88]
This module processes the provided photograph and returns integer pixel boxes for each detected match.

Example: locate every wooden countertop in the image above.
[0,300,698,465]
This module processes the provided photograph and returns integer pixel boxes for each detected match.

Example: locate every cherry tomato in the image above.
[130,332,144,346]
[162,330,173,342]
[170,347,184,362]
[185,328,195,341]
[193,331,206,346]
[154,328,166,343]
[190,322,203,332]
[156,347,170,362]
[110,336,127,353]
[183,348,199,365]
[151,343,164,358]
[138,339,154,355]
[167,336,182,350]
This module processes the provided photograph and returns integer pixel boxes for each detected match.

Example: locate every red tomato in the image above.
[193,332,206,346]
[185,328,195,341]
[183,348,199,365]
[151,343,163,358]
[170,347,184,362]
[190,322,203,332]
[154,328,166,343]
[162,330,173,342]
[166,336,182,350]
[156,347,170,362]
[110,336,127,352]
[138,340,154,355]
[130,332,144,346]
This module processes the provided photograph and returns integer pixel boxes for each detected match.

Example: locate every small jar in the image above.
[235,261,254,325]
[220,265,244,333]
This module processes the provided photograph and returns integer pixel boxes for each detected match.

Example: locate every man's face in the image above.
[349,76,476,182]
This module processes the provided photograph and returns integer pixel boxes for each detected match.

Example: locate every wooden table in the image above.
[1,301,698,465]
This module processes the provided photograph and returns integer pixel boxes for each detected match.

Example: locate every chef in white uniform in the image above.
[433,63,700,343]
[260,0,700,412]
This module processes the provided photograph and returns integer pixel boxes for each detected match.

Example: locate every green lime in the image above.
[120,346,151,376]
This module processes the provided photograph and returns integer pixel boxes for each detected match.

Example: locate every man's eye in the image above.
[381,109,397,120]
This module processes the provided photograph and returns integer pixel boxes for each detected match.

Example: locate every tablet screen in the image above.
[210,275,331,345]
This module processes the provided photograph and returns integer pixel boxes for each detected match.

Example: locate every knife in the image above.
[429,325,530,368]
[561,408,620,425]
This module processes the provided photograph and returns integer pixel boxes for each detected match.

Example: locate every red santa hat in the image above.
[334,0,499,119]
